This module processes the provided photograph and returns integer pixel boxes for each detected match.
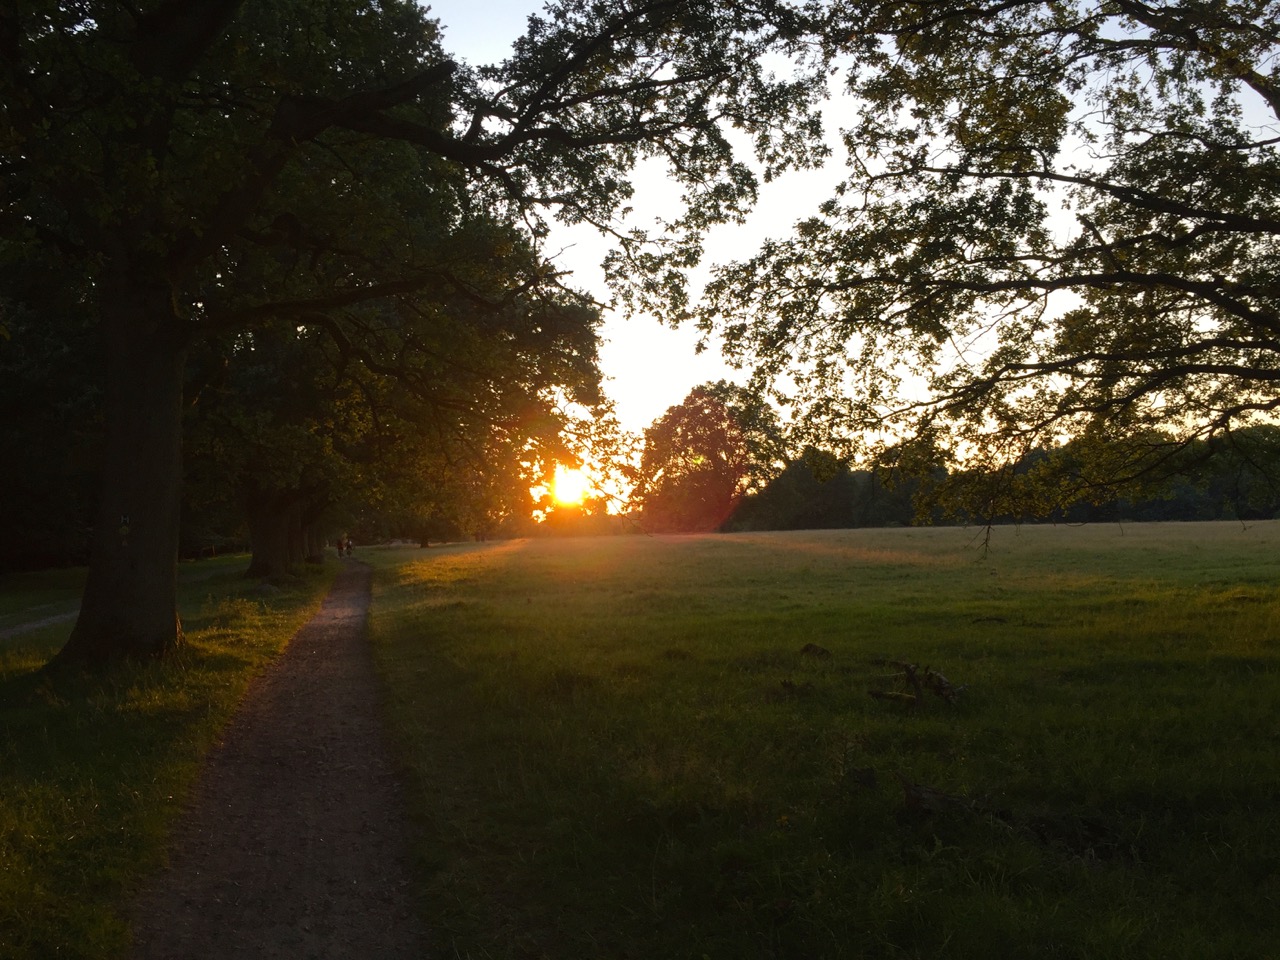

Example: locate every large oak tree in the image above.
[1,0,825,662]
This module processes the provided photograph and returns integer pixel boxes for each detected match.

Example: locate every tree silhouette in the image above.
[2,0,826,663]
[692,0,1280,514]
[632,382,784,532]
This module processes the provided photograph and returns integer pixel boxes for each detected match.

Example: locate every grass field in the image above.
[0,556,335,960]
[367,523,1280,959]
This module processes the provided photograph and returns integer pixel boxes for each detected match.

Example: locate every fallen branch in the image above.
[869,659,966,707]
[868,689,918,707]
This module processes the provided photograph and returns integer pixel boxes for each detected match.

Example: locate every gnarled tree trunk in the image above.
[56,276,188,663]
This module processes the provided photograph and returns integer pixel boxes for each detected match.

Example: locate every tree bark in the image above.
[286,501,306,568]
[56,277,188,663]
[304,522,326,564]
[301,494,331,564]
[243,485,297,580]
[244,485,331,576]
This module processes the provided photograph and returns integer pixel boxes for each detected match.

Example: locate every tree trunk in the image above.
[301,494,331,564]
[245,485,331,576]
[56,278,188,664]
[304,522,325,564]
[286,501,306,568]
[243,485,297,580]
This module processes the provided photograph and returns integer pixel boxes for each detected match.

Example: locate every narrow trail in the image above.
[131,561,430,959]
[0,607,78,640]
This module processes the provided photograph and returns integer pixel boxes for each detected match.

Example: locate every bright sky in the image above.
[427,1,1280,466]
[424,0,843,435]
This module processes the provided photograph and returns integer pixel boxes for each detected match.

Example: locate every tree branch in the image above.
[128,0,248,81]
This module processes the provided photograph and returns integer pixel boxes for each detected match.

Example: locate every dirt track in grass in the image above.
[131,561,429,959]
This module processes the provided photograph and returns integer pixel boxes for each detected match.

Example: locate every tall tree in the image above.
[186,214,605,577]
[630,381,785,531]
[1,0,826,662]
[688,0,1280,514]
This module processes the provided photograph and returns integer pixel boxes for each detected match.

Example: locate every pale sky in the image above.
[426,1,1280,456]
[423,0,843,435]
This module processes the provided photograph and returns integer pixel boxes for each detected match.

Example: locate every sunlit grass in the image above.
[0,556,336,960]
[368,524,1280,959]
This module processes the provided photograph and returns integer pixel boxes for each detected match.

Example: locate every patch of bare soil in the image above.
[131,561,430,959]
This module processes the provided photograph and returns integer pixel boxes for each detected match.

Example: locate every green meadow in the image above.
[2,524,1278,959]
[367,523,1280,959]
[0,557,335,960]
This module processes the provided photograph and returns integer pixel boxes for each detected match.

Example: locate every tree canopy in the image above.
[12,0,1278,662]
[630,381,785,531]
[1,0,828,662]
[684,0,1280,515]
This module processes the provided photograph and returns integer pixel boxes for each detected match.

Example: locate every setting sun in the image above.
[552,464,592,505]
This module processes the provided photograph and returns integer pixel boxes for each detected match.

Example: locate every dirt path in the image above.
[131,561,430,959]
[0,607,79,640]
[1,565,230,641]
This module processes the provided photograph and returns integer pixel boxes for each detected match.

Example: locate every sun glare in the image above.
[552,464,591,505]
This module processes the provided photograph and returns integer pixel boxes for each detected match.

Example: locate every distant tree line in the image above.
[730,426,1280,533]
[629,386,1280,534]
[724,449,918,531]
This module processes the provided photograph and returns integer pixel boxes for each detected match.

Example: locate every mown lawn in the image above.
[0,556,336,960]
[367,523,1280,960]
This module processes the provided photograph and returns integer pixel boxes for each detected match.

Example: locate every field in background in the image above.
[0,556,336,960]
[368,523,1280,959]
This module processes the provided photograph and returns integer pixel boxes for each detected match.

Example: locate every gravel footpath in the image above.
[131,561,429,959]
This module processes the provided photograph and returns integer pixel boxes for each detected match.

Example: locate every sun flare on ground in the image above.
[552,464,592,505]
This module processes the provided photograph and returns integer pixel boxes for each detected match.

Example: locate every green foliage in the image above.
[726,447,917,530]
[186,212,605,565]
[0,294,102,571]
[1,0,831,656]
[0,556,335,959]
[1054,424,1280,522]
[0,0,828,335]
[368,525,1280,958]
[631,380,787,531]
[893,423,1280,525]
[685,0,1280,513]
